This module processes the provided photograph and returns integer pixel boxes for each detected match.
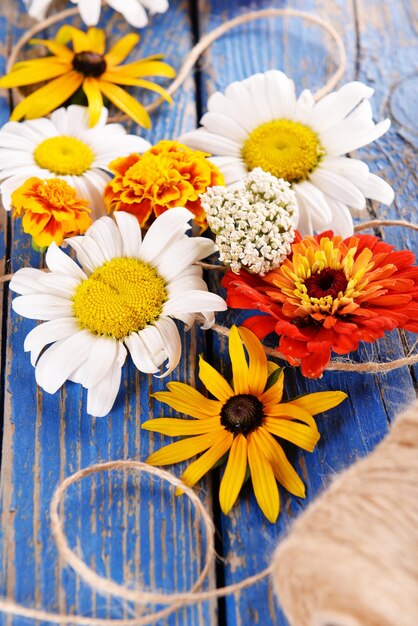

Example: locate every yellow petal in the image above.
[229,325,249,394]
[260,369,284,406]
[247,432,280,523]
[219,434,248,515]
[142,417,221,436]
[291,391,347,416]
[264,417,320,452]
[97,81,151,128]
[83,77,104,127]
[146,433,215,466]
[56,25,91,54]
[29,38,74,60]
[237,326,267,396]
[153,384,221,420]
[180,431,233,488]
[110,59,176,79]
[105,33,140,66]
[255,428,305,498]
[10,71,83,121]
[265,402,318,431]
[198,355,234,403]
[100,73,173,104]
[0,59,70,88]
[86,27,105,54]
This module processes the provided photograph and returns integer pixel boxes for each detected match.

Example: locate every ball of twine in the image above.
[272,398,418,626]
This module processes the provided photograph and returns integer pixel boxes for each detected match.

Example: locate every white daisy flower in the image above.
[181,71,395,238]
[10,209,226,417]
[25,0,169,27]
[0,105,150,219]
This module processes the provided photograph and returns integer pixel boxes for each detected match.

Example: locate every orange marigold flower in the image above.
[104,140,224,230]
[12,177,92,248]
[223,231,418,379]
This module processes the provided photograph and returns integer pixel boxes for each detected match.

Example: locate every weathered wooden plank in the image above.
[196,0,417,624]
[0,1,218,624]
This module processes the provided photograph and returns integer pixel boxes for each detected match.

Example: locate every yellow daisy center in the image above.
[221,394,264,436]
[241,119,324,183]
[34,136,94,176]
[72,258,167,339]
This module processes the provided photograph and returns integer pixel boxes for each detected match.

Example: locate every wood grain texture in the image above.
[196,0,417,624]
[0,0,416,625]
[0,1,217,625]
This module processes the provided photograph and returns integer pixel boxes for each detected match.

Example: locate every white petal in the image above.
[310,82,374,133]
[320,156,369,182]
[0,121,46,144]
[86,215,123,259]
[294,192,313,236]
[65,106,91,139]
[77,0,102,24]
[293,180,333,227]
[69,335,118,388]
[86,343,126,417]
[309,168,366,210]
[65,235,103,276]
[163,290,226,317]
[0,151,34,168]
[200,111,248,143]
[35,330,97,394]
[45,243,86,280]
[209,156,248,186]
[156,238,215,282]
[49,108,69,135]
[181,129,241,157]
[355,173,394,205]
[320,198,354,238]
[294,89,315,125]
[264,70,297,119]
[154,317,182,377]
[172,312,195,330]
[321,118,391,156]
[125,331,160,374]
[0,132,36,151]
[22,118,58,139]
[114,211,142,257]
[12,293,73,320]
[106,0,148,27]
[139,207,192,264]
[13,294,73,320]
[24,317,79,366]
[39,273,80,297]
[167,273,207,298]
[10,268,47,295]
[79,170,109,219]
[27,0,53,19]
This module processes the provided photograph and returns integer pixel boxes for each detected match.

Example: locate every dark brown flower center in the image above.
[305,268,348,299]
[220,394,264,436]
[72,51,107,77]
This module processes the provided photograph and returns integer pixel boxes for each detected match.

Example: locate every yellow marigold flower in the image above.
[12,177,92,248]
[143,325,347,523]
[104,140,225,231]
[0,26,175,128]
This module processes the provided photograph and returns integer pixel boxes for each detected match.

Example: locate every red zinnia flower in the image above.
[223,231,418,378]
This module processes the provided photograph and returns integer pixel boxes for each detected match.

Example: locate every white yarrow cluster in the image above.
[201,168,297,276]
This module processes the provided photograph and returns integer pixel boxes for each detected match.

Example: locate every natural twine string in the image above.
[7,8,347,119]
[0,460,273,625]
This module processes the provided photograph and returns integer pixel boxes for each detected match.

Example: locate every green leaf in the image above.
[265,367,283,391]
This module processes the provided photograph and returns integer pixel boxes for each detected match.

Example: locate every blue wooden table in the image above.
[0,1,417,625]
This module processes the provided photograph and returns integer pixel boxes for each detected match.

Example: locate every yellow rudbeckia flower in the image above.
[0,26,175,128]
[143,325,347,523]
